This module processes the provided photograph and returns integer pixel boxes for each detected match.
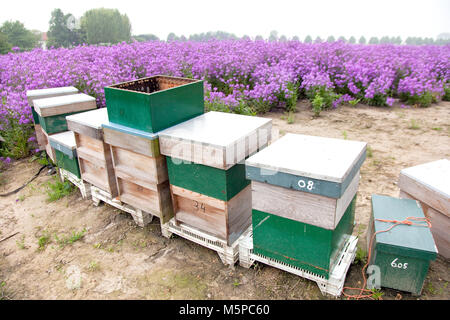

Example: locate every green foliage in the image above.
[442,86,450,101]
[47,8,84,48]
[37,231,51,251]
[0,31,12,54]
[363,94,388,107]
[308,86,340,116]
[311,93,324,116]
[45,176,74,202]
[0,110,34,159]
[54,228,86,247]
[348,99,360,106]
[80,8,131,45]
[354,246,368,265]
[0,20,39,51]
[400,91,433,107]
[247,98,272,114]
[371,288,384,300]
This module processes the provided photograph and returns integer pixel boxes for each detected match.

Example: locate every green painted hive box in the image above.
[48,131,80,178]
[34,93,97,134]
[252,195,357,279]
[368,194,438,295]
[104,75,204,133]
[26,86,79,124]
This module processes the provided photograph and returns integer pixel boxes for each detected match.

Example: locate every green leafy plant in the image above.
[354,246,368,265]
[371,288,384,300]
[342,131,348,140]
[311,93,324,116]
[348,99,360,106]
[400,91,434,108]
[54,228,86,247]
[45,176,74,202]
[37,231,51,251]
[366,146,373,158]
[0,113,34,159]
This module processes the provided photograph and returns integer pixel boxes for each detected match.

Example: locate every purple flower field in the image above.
[0,40,449,129]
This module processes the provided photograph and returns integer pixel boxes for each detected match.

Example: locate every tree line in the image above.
[1,8,449,54]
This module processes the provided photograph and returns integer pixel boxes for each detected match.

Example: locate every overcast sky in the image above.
[1,0,449,40]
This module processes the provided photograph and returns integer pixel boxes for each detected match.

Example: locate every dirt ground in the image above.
[0,100,449,300]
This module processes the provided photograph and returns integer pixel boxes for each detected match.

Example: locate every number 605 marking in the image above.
[298,179,314,191]
[391,258,408,269]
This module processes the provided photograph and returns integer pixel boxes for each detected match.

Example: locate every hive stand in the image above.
[238,227,358,297]
[161,217,240,266]
[59,168,91,199]
[90,186,153,227]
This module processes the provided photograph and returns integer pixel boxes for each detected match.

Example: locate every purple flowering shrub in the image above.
[0,40,449,158]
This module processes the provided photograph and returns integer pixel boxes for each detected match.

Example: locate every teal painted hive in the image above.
[368,194,438,295]
[104,75,204,133]
[49,131,80,178]
[34,93,97,134]
[252,195,357,279]
[26,86,79,125]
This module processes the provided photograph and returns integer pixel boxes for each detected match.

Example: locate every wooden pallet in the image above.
[90,185,154,227]
[59,168,91,199]
[238,227,358,297]
[161,217,240,266]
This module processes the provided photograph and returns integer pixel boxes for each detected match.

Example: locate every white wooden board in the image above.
[66,107,108,130]
[245,133,366,183]
[26,87,79,106]
[33,93,96,117]
[48,131,76,150]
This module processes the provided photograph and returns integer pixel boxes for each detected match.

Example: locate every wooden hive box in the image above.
[33,93,97,134]
[66,108,118,197]
[368,195,437,295]
[245,133,366,277]
[159,111,272,245]
[398,159,450,259]
[41,129,56,162]
[246,133,367,229]
[26,86,79,125]
[104,75,204,133]
[48,131,80,178]
[34,124,47,151]
[102,122,172,224]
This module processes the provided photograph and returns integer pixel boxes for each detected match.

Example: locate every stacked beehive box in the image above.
[32,93,97,162]
[26,87,79,155]
[398,159,449,259]
[158,111,272,251]
[368,195,437,295]
[243,133,366,280]
[100,75,205,226]
[66,108,118,198]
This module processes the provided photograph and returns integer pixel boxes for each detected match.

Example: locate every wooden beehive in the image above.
[102,122,172,223]
[245,133,366,277]
[368,195,437,295]
[159,111,272,244]
[33,93,97,134]
[26,87,79,124]
[41,129,56,162]
[66,108,118,197]
[48,131,80,178]
[398,159,449,259]
[104,75,204,133]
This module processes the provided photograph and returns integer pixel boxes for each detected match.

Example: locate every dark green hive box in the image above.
[368,194,438,295]
[104,75,204,133]
[252,195,356,279]
[49,131,80,178]
[166,156,250,201]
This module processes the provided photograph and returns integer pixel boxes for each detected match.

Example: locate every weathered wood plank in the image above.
[26,87,79,106]
[66,108,108,140]
[398,159,450,217]
[33,93,96,117]
[252,171,360,230]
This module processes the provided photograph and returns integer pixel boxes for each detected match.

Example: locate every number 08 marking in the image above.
[298,179,314,191]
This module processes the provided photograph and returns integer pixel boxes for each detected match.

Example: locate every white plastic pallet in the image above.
[90,185,154,227]
[161,218,239,266]
[238,227,358,297]
[59,168,91,199]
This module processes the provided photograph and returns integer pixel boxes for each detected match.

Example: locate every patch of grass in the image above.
[37,231,51,251]
[348,99,360,106]
[54,228,86,248]
[16,235,26,249]
[342,130,348,140]
[0,281,12,300]
[432,127,442,131]
[354,246,368,265]
[283,111,295,124]
[366,146,373,158]
[17,194,25,202]
[87,260,100,272]
[233,279,241,287]
[426,282,436,295]
[45,176,73,202]
[371,288,384,300]
[408,119,420,130]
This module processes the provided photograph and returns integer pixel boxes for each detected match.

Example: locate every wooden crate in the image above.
[102,122,172,223]
[49,131,81,179]
[171,184,252,246]
[252,172,360,230]
[368,195,437,295]
[398,159,449,259]
[33,93,97,134]
[104,75,204,133]
[159,111,272,170]
[26,86,79,124]
[66,108,118,197]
